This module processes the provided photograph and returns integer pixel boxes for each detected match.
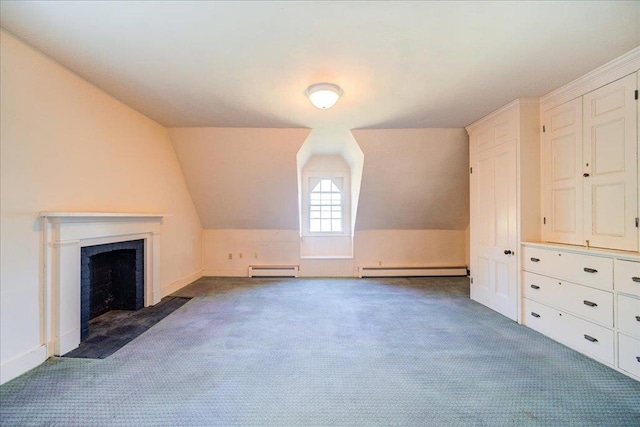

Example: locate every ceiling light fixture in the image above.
[306,83,343,109]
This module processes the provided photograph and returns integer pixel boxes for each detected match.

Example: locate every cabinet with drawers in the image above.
[522,242,639,381]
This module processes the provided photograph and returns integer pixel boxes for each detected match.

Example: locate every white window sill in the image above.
[300,255,354,260]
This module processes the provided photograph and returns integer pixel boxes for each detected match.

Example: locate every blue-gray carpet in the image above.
[1,276,638,426]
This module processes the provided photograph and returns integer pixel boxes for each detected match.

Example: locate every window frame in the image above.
[309,178,344,234]
[301,172,350,237]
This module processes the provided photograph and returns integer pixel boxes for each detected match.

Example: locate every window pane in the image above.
[309,177,344,233]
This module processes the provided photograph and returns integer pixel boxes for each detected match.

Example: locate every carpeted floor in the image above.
[1,276,638,426]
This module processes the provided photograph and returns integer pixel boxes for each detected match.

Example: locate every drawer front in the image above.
[618,333,640,378]
[523,246,613,290]
[523,298,614,365]
[523,272,613,326]
[617,295,640,338]
[523,298,558,339]
[614,259,640,297]
[561,312,615,366]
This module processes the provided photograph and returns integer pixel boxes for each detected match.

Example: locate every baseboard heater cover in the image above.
[358,266,467,278]
[248,265,299,278]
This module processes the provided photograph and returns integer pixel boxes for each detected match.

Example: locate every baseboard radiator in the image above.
[358,266,467,278]
[248,265,299,278]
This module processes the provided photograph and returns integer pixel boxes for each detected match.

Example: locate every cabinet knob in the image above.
[632,277,640,283]
[636,357,640,363]
[583,173,590,177]
[530,257,540,262]
[530,284,540,290]
[635,316,640,322]
[504,250,512,255]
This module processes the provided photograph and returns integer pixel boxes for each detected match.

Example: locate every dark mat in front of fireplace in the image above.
[63,296,191,359]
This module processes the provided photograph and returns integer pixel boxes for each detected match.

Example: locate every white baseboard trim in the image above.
[161,270,203,297]
[0,344,47,385]
[202,269,249,277]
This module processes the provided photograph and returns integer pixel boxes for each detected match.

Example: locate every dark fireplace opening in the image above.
[81,240,144,341]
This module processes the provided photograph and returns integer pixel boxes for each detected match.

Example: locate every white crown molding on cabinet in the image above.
[465,98,539,135]
[540,46,640,112]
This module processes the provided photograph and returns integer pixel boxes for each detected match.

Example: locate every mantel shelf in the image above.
[39,212,169,219]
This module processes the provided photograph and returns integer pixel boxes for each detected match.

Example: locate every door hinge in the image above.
[636,217,639,228]
[543,217,546,225]
[470,167,472,174]
[542,125,546,133]
[635,89,638,100]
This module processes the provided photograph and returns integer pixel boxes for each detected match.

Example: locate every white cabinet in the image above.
[617,294,640,338]
[541,72,639,252]
[522,243,639,381]
[523,246,613,290]
[467,99,540,321]
[523,271,613,327]
[583,74,638,251]
[541,98,583,245]
[618,333,640,378]
[614,258,640,297]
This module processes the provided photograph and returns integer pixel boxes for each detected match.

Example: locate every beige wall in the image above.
[0,30,202,382]
[169,127,310,229]
[352,129,469,230]
[202,229,465,277]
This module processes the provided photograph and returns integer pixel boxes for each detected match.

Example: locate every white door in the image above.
[583,73,638,251]
[542,98,583,245]
[470,140,518,320]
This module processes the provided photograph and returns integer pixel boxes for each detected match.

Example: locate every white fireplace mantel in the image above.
[40,212,166,356]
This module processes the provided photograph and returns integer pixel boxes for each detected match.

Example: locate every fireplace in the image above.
[80,239,144,340]
[40,212,164,356]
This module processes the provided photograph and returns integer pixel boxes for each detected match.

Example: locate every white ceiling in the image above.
[1,1,638,129]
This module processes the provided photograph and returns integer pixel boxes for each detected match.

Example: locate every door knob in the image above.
[504,250,512,255]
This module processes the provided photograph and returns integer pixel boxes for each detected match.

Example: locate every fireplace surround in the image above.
[40,212,164,356]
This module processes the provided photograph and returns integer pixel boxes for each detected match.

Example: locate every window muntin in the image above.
[309,178,342,232]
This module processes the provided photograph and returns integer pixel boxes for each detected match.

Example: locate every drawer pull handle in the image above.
[583,267,598,274]
[530,257,540,263]
[583,300,597,307]
[531,312,541,318]
[635,316,640,322]
[584,334,598,343]
[632,277,640,283]
[530,284,540,290]
[636,357,640,363]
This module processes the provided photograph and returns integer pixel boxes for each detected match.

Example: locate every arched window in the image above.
[309,178,342,233]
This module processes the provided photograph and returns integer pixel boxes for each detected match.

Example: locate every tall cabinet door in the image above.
[583,74,638,251]
[470,140,518,321]
[542,98,583,245]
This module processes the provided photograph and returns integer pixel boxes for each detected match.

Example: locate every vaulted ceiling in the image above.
[1,1,638,129]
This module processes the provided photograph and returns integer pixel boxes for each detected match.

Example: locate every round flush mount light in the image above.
[305,83,343,109]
